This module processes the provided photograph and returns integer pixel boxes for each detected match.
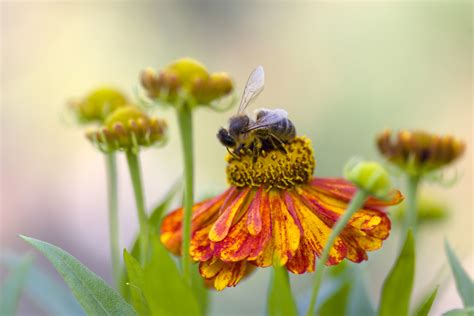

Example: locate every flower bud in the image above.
[344,160,392,198]
[86,105,167,153]
[140,58,234,108]
[377,129,465,176]
[69,87,128,123]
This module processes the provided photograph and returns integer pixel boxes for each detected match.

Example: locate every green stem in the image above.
[125,151,149,265]
[105,153,120,288]
[403,175,420,239]
[176,106,194,285]
[306,190,368,316]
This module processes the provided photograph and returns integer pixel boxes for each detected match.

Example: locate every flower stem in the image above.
[125,150,149,265]
[403,175,420,239]
[176,106,194,285]
[105,153,120,288]
[306,190,368,316]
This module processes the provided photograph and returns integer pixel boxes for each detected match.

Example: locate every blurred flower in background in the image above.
[1,1,471,315]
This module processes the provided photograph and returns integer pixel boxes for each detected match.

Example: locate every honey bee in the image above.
[217,66,296,159]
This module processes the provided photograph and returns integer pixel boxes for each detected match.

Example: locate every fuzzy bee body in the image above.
[217,66,296,159]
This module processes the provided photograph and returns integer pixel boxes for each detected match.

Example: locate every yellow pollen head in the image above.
[226,136,315,189]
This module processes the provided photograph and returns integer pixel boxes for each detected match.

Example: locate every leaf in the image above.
[0,253,33,315]
[267,265,298,316]
[120,180,181,298]
[445,240,474,307]
[141,238,200,316]
[443,307,474,316]
[319,281,351,316]
[416,287,439,316]
[1,251,83,315]
[21,235,137,316]
[378,230,415,316]
[191,264,209,315]
[348,272,376,316]
[123,250,150,316]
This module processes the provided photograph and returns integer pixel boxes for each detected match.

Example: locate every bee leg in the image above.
[226,147,240,160]
[269,133,288,154]
[252,140,261,163]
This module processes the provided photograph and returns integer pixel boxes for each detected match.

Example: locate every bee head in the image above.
[217,127,236,148]
[228,114,251,137]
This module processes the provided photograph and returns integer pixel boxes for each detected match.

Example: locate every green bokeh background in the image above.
[1,1,472,315]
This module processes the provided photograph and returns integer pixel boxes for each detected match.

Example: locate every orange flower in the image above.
[161,137,402,290]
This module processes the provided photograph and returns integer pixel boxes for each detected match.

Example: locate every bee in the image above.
[217,66,296,160]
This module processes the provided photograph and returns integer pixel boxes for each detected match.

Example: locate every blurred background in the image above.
[1,1,472,315]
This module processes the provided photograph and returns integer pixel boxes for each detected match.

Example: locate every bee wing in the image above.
[244,109,288,132]
[238,66,265,113]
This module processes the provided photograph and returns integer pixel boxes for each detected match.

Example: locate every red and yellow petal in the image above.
[199,259,248,291]
[310,177,403,209]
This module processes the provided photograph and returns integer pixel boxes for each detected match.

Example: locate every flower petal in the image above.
[209,188,251,242]
[289,192,347,265]
[310,177,403,208]
[213,261,247,291]
[246,187,263,235]
[214,189,272,262]
[270,190,302,266]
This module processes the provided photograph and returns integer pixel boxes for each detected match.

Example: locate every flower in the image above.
[377,129,465,176]
[161,137,403,290]
[140,58,234,108]
[69,87,128,123]
[86,105,167,153]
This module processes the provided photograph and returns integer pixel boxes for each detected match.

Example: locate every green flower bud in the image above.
[86,106,167,153]
[344,160,392,198]
[69,87,128,123]
[140,58,234,108]
[377,129,465,176]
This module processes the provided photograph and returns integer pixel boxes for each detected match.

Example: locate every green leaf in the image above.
[267,265,298,316]
[348,272,376,316]
[120,180,181,298]
[1,251,83,315]
[445,240,474,307]
[443,307,474,316]
[378,230,415,316]
[319,281,351,316]
[141,238,200,316]
[416,287,439,316]
[191,264,209,315]
[0,253,33,315]
[123,250,150,316]
[21,235,137,316]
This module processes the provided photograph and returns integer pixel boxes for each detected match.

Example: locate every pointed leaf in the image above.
[191,264,209,315]
[445,240,474,307]
[319,282,351,316]
[1,251,83,315]
[0,254,33,315]
[120,180,181,298]
[416,287,439,316]
[21,236,137,316]
[267,265,298,316]
[141,238,200,315]
[443,307,474,316]
[348,272,376,316]
[123,250,150,316]
[379,230,415,316]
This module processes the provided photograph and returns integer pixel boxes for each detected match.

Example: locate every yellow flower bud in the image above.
[70,87,128,123]
[344,160,392,198]
[86,105,167,153]
[140,58,234,108]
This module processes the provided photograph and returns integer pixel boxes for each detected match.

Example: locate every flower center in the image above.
[226,136,315,189]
